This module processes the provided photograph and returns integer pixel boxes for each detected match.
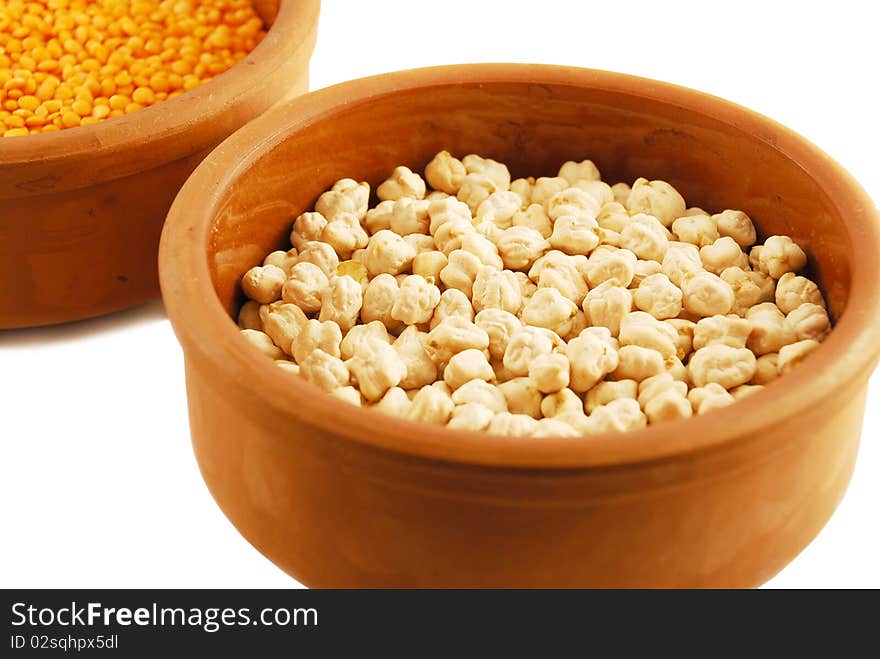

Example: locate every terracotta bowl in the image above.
[159,64,880,588]
[0,0,320,329]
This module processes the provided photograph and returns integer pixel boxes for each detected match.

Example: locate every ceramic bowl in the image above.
[159,64,880,587]
[0,0,320,329]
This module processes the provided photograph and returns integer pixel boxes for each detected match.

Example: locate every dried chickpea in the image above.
[475,308,522,361]
[393,326,437,389]
[377,166,427,201]
[620,213,669,261]
[756,236,808,279]
[239,150,833,441]
[462,154,511,190]
[633,273,682,320]
[626,178,686,227]
[498,377,543,418]
[681,271,734,317]
[300,349,350,393]
[341,321,391,361]
[291,319,342,365]
[777,339,820,375]
[347,339,407,402]
[558,159,601,185]
[700,237,749,275]
[451,380,507,413]
[611,315,672,366]
[503,326,556,377]
[431,288,474,329]
[532,418,581,438]
[413,250,448,284]
[787,303,831,341]
[513,204,553,238]
[477,191,523,229]
[264,248,299,274]
[749,353,780,385]
[688,383,735,415]
[688,344,756,389]
[746,303,797,355]
[443,349,494,391]
[567,328,620,392]
[731,384,764,400]
[486,412,541,437]
[237,300,262,331]
[775,273,824,314]
[472,267,522,315]
[374,387,413,419]
[407,385,455,425]
[638,373,691,424]
[239,329,284,360]
[539,388,583,419]
[425,151,467,194]
[529,353,571,394]
[585,379,638,414]
[282,262,329,313]
[241,264,286,304]
[588,398,647,434]
[692,315,752,350]
[713,210,756,248]
[448,402,495,432]
[520,287,579,336]
[530,252,588,306]
[391,275,441,325]
[583,282,632,338]
[424,317,490,367]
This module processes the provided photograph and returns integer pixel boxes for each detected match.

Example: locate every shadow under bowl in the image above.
[159,64,880,587]
[0,0,320,329]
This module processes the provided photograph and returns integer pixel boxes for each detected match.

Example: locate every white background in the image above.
[1,0,878,588]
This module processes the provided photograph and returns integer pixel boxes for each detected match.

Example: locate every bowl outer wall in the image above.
[0,0,320,329]
[159,64,880,586]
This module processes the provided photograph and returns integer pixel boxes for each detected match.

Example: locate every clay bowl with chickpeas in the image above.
[0,0,320,329]
[159,64,880,588]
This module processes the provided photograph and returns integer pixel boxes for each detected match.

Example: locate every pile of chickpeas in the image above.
[237,151,831,438]
[0,0,266,137]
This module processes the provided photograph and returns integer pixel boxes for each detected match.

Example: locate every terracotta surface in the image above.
[0,0,320,329]
[159,64,880,588]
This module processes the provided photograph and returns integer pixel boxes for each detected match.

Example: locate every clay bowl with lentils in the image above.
[0,0,319,329]
[159,64,880,588]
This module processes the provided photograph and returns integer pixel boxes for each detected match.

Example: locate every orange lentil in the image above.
[60,110,81,128]
[108,94,129,110]
[0,0,266,137]
[100,78,116,97]
[71,98,91,116]
[17,94,40,111]
[132,86,155,105]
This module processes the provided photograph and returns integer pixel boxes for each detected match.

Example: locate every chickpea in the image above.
[239,152,832,435]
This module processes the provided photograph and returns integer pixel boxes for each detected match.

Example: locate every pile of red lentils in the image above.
[0,0,267,137]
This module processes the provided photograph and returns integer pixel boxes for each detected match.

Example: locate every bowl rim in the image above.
[0,0,320,195]
[159,63,880,470]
